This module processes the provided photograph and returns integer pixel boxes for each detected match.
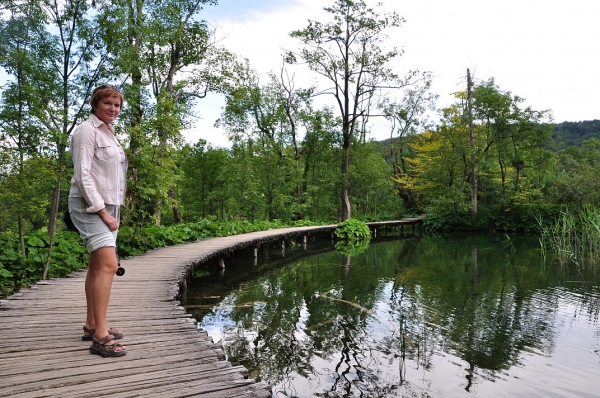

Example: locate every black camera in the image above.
[115,246,125,276]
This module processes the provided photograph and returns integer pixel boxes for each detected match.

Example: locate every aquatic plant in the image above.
[334,239,370,256]
[334,218,372,242]
[333,218,372,256]
[538,205,600,269]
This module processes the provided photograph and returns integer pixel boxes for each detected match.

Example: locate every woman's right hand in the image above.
[98,208,118,231]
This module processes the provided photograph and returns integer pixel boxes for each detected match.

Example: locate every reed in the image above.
[538,206,600,269]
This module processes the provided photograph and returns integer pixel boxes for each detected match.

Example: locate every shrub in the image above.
[334,218,372,242]
[0,229,88,297]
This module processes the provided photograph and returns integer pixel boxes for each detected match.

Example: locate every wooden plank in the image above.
[4,365,254,397]
[0,220,419,397]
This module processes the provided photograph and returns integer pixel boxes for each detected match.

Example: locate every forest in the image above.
[549,120,600,149]
[1,0,600,290]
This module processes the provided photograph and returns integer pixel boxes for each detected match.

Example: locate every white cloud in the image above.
[185,0,600,147]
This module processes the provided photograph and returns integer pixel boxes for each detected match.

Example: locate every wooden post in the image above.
[303,235,307,250]
[373,227,377,238]
[219,257,225,269]
[281,239,286,257]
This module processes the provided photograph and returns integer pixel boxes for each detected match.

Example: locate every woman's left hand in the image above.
[98,208,118,231]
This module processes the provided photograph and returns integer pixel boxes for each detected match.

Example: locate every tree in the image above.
[218,60,315,220]
[179,140,229,221]
[400,78,553,224]
[288,0,424,220]
[300,108,342,221]
[467,69,476,215]
[0,157,56,235]
[0,0,109,278]
[548,139,600,206]
[99,0,235,225]
[38,0,110,279]
[349,141,401,219]
[144,0,234,223]
[0,4,49,251]
[472,79,552,211]
[395,125,471,219]
[380,78,436,213]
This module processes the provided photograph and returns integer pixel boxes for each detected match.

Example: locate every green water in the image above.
[181,234,600,397]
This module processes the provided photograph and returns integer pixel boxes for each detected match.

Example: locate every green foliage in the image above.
[3,0,600,261]
[0,156,57,233]
[216,65,341,223]
[192,269,210,278]
[288,219,318,227]
[117,219,304,257]
[0,229,88,297]
[550,120,600,149]
[545,138,600,207]
[333,218,373,256]
[288,0,425,220]
[334,239,370,256]
[422,210,454,232]
[423,201,562,235]
[334,218,371,242]
[349,142,404,220]
[179,140,230,222]
[196,102,342,223]
[98,0,234,226]
[401,78,553,227]
[0,218,318,295]
[538,205,600,269]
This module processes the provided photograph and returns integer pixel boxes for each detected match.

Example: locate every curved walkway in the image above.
[0,219,423,397]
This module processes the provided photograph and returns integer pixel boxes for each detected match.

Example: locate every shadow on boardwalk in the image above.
[0,219,423,397]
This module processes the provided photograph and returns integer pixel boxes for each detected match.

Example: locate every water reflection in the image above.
[182,234,600,397]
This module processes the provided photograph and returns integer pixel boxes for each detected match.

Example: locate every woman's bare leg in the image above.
[89,246,126,352]
[84,255,97,331]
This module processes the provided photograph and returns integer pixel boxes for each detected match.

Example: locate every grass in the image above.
[538,205,600,270]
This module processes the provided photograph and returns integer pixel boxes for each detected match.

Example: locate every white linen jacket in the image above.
[69,114,128,213]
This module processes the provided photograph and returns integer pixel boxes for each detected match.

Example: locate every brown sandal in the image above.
[90,334,127,357]
[82,326,123,341]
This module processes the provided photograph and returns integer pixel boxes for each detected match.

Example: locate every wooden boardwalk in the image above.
[0,218,423,397]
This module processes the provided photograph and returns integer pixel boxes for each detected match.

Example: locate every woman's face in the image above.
[93,94,122,125]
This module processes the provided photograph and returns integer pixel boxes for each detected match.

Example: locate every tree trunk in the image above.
[341,145,351,221]
[18,215,25,257]
[169,187,182,224]
[467,68,477,216]
[43,155,64,280]
[125,0,145,224]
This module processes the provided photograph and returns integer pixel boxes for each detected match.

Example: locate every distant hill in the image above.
[372,120,600,152]
[550,120,600,149]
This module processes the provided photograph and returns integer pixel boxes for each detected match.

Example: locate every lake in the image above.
[181,233,600,397]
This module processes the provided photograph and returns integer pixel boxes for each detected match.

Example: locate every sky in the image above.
[185,0,600,148]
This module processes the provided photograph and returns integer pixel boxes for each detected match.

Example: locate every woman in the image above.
[68,84,128,357]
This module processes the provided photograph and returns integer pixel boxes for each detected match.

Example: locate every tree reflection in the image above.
[190,234,600,397]
[387,235,564,392]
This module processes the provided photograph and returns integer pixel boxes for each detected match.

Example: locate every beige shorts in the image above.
[67,197,120,253]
